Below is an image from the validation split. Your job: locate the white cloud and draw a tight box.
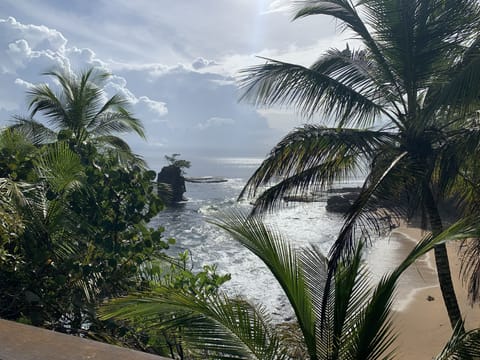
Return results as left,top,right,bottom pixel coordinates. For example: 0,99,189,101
192,57,218,70
14,77,34,89
0,16,67,52
264,0,293,14
0,16,278,168
0,0,357,171
197,117,235,130
138,96,168,117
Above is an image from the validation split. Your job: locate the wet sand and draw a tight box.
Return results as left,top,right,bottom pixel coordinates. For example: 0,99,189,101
388,224,480,359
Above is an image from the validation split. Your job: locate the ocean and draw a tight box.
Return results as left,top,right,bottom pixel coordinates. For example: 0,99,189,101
150,156,437,321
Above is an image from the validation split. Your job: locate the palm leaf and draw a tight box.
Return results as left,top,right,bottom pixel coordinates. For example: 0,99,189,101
35,142,85,194
309,47,400,125
240,58,383,126
239,125,395,208
435,321,480,360
249,157,357,214
10,117,57,145
214,211,319,359
101,289,286,360
89,111,145,139
27,83,70,128
293,0,407,113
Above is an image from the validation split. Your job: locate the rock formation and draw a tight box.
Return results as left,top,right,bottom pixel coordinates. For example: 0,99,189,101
157,165,186,204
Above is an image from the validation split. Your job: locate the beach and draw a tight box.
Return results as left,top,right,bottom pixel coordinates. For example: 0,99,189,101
391,224,480,359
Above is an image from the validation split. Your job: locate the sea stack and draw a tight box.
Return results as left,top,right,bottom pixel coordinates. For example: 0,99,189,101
157,165,186,204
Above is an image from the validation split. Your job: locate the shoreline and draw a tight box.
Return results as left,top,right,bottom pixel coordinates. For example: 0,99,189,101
388,223,480,359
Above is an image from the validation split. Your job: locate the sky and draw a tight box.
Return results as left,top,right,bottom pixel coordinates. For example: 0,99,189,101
0,0,348,172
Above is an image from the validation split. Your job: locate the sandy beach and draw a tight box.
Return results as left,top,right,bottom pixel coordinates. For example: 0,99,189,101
388,224,480,359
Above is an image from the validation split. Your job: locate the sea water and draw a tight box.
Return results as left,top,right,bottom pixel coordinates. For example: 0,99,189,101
150,156,436,320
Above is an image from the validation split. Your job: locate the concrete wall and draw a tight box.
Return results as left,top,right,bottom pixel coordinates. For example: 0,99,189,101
0,319,170,360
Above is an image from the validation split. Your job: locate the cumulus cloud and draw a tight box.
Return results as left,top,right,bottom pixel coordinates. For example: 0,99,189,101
138,96,168,117
14,78,35,89
0,16,279,170
1,16,66,52
197,117,235,130
192,57,218,70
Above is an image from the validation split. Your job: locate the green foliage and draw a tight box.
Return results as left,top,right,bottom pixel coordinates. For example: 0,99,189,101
10,67,145,166
101,213,480,359
239,0,480,328
0,68,226,351
161,250,231,298
0,128,38,182
165,153,191,172
99,250,231,357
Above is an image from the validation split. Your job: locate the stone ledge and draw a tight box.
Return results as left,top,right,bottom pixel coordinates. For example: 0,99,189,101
0,319,169,360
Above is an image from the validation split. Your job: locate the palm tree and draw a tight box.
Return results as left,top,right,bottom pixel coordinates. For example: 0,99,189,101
11,67,145,158
0,139,91,326
238,0,480,329
101,213,480,359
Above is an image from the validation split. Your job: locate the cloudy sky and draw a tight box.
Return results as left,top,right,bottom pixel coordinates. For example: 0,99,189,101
0,0,348,172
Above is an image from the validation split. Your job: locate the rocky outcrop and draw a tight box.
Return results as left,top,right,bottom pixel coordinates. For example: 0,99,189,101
157,165,186,204
325,187,361,213
185,176,228,183
326,194,357,213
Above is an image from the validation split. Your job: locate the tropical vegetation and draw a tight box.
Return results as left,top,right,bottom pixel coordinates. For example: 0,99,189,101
238,0,480,329
12,68,145,166
101,212,480,359
0,67,229,351
3,0,480,357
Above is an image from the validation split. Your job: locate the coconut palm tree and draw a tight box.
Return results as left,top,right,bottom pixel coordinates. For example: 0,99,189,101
101,213,480,359
238,0,480,329
11,67,145,160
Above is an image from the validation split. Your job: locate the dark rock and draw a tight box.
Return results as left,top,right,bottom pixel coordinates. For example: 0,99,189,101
427,295,435,301
283,195,321,203
157,165,186,204
326,193,358,213
185,176,228,183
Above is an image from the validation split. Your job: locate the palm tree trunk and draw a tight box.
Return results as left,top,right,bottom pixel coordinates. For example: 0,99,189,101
425,188,463,329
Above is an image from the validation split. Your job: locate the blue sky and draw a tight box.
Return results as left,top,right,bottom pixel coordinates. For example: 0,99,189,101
0,0,346,171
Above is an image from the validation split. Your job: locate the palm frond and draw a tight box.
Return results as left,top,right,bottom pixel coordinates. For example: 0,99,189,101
101,289,286,360
459,238,480,304
27,83,69,128
239,125,395,206
88,93,130,128
293,0,406,113
213,211,319,359
35,142,85,194
89,111,145,139
428,40,480,118
249,156,357,214
309,47,400,125
0,177,32,208
10,117,57,145
94,135,132,152
341,218,478,360
435,321,480,360
240,58,383,126
329,151,407,265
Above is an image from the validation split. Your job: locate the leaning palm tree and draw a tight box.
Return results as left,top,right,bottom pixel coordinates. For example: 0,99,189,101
238,0,480,328
101,213,480,359
11,67,145,161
